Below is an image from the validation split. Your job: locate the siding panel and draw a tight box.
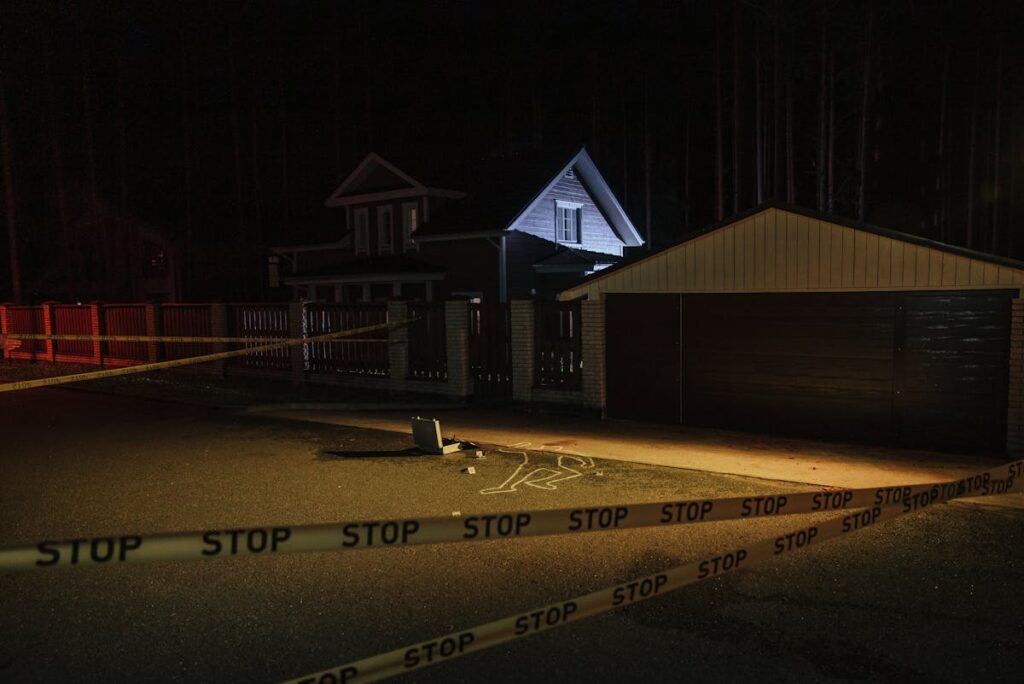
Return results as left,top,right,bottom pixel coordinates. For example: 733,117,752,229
878,237,891,287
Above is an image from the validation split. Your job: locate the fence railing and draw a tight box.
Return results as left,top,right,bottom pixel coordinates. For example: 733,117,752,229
4,305,46,359
406,303,447,381
229,304,291,371
534,300,583,390
1,299,594,404
303,303,389,376
469,302,512,400
102,304,149,366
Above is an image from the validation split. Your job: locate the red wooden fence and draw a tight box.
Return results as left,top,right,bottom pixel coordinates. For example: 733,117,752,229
4,306,47,359
51,305,94,363
102,304,149,366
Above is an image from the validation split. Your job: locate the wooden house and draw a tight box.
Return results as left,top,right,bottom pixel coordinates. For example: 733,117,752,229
272,146,642,302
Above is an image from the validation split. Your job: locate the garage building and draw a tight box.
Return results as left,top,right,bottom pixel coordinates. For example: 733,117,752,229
559,204,1024,455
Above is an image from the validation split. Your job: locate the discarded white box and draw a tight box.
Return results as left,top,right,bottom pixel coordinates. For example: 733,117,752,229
411,416,461,455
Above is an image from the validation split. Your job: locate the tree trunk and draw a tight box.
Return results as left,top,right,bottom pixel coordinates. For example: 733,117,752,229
114,52,135,295
1008,98,1017,258
643,72,652,247
42,35,75,299
772,0,782,200
785,53,795,204
0,66,21,303
754,26,763,204
732,0,742,214
250,87,264,248
966,50,979,249
936,45,949,242
278,58,290,228
81,39,109,297
827,47,835,215
857,0,876,222
683,109,691,231
992,43,1003,254
180,27,193,300
227,27,245,242
331,3,342,179
714,4,724,221
621,64,628,212
817,8,827,212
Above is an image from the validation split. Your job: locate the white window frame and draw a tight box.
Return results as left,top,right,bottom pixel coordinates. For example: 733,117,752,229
402,201,419,251
353,208,370,255
555,200,582,244
377,205,394,254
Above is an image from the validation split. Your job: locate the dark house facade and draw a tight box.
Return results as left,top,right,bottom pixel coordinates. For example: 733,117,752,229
273,147,642,302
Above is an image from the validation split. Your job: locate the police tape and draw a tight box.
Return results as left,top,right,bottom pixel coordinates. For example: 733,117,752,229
281,460,1024,684
0,320,404,394
1,458,1020,573
0,332,390,344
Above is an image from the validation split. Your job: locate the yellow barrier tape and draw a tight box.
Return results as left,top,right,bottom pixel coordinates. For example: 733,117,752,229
0,320,403,394
2,459,1019,573
1,333,390,344
282,460,1023,684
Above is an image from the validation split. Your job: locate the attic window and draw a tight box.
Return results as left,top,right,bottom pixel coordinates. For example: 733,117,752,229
555,200,582,244
564,167,575,180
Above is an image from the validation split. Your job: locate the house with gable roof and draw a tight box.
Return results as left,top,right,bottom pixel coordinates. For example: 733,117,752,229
272,146,642,302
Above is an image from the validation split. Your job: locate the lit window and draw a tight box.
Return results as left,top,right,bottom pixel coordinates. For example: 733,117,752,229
556,202,581,244
354,209,369,254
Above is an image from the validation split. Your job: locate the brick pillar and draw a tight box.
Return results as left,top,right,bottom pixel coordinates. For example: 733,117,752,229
89,302,103,366
581,298,606,414
510,299,535,403
0,303,8,361
41,301,56,362
288,302,304,385
387,300,409,389
143,303,161,363
1007,298,1024,454
445,299,470,398
210,303,228,377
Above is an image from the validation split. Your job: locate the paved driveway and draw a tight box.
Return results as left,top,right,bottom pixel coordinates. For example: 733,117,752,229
2,389,1022,682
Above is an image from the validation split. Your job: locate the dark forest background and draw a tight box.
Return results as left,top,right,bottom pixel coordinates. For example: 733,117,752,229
1,0,1023,301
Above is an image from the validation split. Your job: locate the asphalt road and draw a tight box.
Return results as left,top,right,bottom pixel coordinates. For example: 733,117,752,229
1,388,1022,682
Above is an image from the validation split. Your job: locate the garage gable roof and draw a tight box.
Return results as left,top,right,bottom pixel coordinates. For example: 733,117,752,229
559,203,1024,301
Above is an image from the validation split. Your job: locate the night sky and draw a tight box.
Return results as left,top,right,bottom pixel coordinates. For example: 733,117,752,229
1,0,1023,300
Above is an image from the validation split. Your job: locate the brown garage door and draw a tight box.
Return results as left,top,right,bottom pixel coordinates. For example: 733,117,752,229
682,292,898,444
606,294,680,423
605,290,1012,453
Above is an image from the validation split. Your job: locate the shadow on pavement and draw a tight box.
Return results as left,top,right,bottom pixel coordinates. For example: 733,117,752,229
316,448,430,460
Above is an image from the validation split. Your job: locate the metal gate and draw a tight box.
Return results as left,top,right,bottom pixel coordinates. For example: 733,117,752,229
468,302,512,402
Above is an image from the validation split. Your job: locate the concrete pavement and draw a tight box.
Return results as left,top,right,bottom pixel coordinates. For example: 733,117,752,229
251,404,1024,507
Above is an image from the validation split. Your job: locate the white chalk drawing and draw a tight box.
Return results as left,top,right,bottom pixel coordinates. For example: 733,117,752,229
479,443,595,495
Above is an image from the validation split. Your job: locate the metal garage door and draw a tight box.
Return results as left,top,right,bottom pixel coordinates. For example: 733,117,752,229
605,290,1012,453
